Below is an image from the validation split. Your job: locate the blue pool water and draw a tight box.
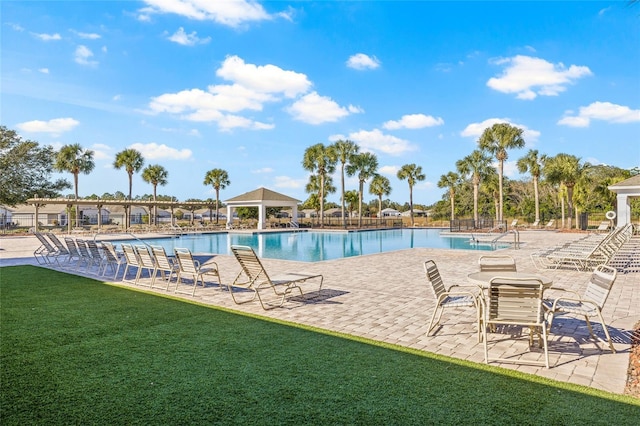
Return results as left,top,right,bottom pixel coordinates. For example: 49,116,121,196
116,229,506,262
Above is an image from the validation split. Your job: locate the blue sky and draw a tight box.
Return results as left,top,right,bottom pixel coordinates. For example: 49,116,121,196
2,1,639,206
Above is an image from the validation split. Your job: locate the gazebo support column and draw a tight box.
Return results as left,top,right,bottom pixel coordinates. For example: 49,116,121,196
258,205,266,230
616,194,631,227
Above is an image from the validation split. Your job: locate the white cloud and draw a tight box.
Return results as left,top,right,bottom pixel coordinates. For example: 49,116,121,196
7,23,25,31
383,113,444,130
16,117,79,135
217,55,311,98
502,161,519,178
346,53,381,70
461,118,540,143
113,94,122,101
216,114,274,131
167,27,211,46
187,129,201,137
487,55,592,100
129,142,192,160
74,45,98,66
345,129,418,156
287,92,353,124
139,0,273,28
379,165,399,175
91,143,111,160
38,68,49,74
32,32,61,41
252,167,274,174
71,30,101,39
273,175,305,189
558,101,640,127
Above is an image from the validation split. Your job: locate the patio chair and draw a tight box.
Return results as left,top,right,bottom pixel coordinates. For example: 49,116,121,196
150,245,179,290
478,255,517,273
75,240,99,273
544,219,555,229
100,241,125,280
510,219,518,229
33,232,60,266
46,233,70,265
86,240,106,275
135,244,157,287
482,277,549,368
595,221,610,233
544,264,617,352
121,243,143,284
229,245,324,310
174,248,221,296
529,220,540,229
423,260,481,341
64,237,84,269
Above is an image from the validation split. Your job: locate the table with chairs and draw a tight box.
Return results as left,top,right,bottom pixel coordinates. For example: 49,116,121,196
424,253,619,369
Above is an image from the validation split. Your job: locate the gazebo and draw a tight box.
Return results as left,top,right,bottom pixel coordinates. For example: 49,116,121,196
608,174,640,226
225,187,300,230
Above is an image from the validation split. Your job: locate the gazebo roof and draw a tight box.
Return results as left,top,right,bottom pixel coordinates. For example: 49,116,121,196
608,174,640,191
225,187,300,204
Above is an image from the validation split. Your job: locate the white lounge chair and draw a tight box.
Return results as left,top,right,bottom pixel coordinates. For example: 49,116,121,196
229,245,323,310
174,248,221,296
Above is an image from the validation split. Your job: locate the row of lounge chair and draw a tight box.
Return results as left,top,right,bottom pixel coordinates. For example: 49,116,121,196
424,255,618,369
530,224,633,271
32,232,323,310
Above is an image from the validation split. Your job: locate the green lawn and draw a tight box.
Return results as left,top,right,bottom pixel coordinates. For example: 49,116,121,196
1,266,638,425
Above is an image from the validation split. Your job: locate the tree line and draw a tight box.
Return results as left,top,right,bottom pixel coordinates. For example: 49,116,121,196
1,124,637,229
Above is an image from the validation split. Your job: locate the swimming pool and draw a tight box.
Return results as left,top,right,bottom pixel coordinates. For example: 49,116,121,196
116,229,506,262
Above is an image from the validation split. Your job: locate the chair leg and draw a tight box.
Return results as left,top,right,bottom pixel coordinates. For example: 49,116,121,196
594,312,616,353
427,305,443,336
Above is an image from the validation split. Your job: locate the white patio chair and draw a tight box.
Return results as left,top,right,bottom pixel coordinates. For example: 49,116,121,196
174,248,221,296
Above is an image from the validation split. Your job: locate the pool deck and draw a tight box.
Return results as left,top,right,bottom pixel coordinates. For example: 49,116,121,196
1,230,638,395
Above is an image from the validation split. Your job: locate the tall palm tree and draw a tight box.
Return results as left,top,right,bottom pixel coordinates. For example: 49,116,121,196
346,152,378,227
113,148,145,200
54,144,95,228
396,163,425,226
516,149,543,224
369,174,391,219
456,149,493,225
142,164,168,226
302,143,336,228
330,139,359,227
543,153,584,229
478,123,525,221
306,174,336,217
437,171,461,221
113,148,144,228
203,168,230,224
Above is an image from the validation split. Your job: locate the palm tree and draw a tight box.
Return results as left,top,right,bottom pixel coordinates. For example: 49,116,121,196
516,149,543,224
438,172,461,221
478,123,525,221
113,148,144,200
302,143,337,228
344,190,359,221
203,169,230,224
306,174,336,219
142,164,168,226
396,163,425,227
369,174,391,219
456,150,493,225
346,152,378,227
543,153,584,229
330,139,359,227
53,144,95,228
113,148,144,228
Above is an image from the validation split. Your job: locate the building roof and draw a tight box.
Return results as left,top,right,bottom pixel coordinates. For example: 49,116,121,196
608,174,640,190
225,187,300,203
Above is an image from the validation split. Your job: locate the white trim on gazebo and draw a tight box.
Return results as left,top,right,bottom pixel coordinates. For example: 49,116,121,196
224,187,300,230
608,175,640,226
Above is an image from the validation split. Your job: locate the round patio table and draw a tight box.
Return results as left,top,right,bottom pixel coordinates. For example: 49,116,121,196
467,271,553,289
